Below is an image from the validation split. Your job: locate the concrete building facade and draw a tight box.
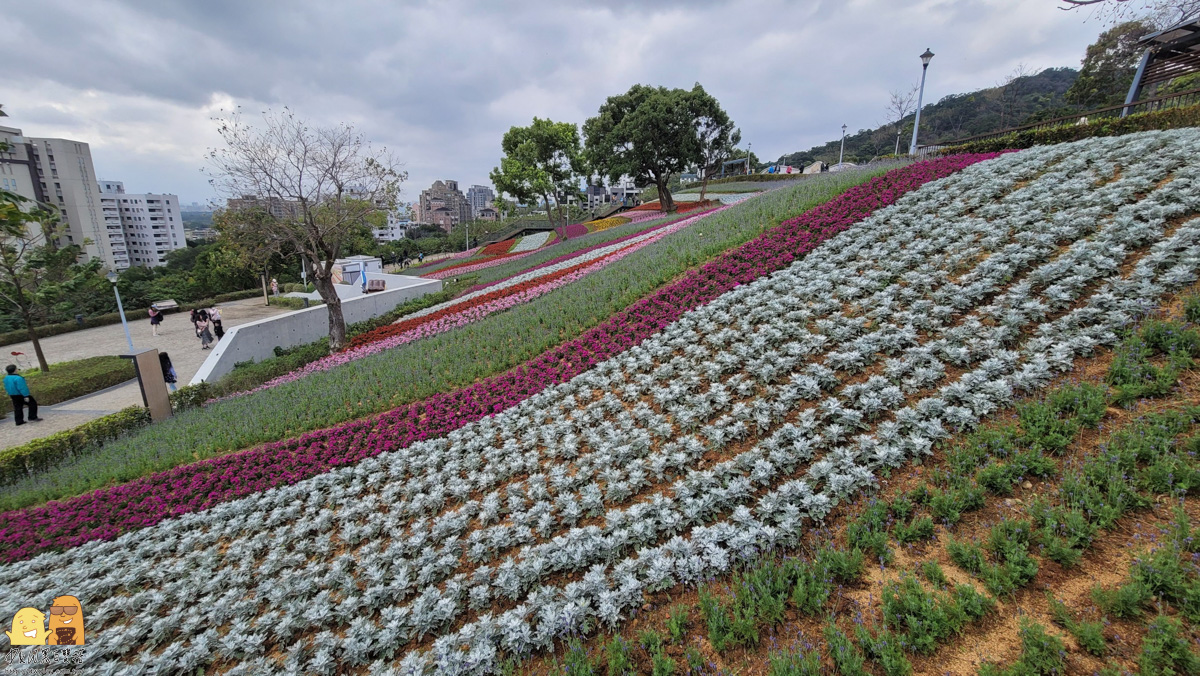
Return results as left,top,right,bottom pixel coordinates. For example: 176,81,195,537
466,184,494,219
0,124,108,261
99,181,186,269
415,180,471,232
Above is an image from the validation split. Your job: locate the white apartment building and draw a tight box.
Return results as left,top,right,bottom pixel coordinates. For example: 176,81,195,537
0,124,107,259
98,181,186,269
373,211,412,242
0,125,186,270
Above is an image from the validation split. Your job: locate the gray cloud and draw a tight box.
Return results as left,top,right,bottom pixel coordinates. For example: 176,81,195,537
0,0,1134,203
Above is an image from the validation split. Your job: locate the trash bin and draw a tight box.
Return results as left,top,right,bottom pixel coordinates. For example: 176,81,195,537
75,314,84,326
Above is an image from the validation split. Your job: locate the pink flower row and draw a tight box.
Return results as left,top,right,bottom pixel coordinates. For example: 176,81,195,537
0,154,1001,562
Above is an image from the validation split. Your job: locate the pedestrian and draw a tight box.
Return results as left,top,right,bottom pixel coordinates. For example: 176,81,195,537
270,278,279,297
196,315,214,350
208,306,224,341
189,308,201,334
418,252,424,264
158,352,178,392
148,304,163,337
4,364,41,426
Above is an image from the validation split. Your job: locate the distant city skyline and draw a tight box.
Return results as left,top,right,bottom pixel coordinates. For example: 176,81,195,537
1,0,1147,204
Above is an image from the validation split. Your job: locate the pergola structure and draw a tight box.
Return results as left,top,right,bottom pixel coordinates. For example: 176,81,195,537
1125,17,1200,115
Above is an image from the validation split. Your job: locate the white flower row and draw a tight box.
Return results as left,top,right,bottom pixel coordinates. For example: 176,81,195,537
509,232,552,253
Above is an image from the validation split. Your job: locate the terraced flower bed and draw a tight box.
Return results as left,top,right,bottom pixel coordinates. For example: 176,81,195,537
0,166,896,518
5,132,1198,674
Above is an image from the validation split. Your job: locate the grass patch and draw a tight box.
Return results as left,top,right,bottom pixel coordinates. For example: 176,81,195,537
1,356,133,416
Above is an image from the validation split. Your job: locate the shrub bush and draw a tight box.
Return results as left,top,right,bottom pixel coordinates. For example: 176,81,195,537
0,406,150,486
940,103,1200,155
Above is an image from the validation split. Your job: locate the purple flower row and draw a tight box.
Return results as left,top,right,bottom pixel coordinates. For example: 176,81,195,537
0,154,1001,562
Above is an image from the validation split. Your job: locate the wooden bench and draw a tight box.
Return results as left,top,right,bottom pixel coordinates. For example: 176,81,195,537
365,279,386,293
152,299,179,311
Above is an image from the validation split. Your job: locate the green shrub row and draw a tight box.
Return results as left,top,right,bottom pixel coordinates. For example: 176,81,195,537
1,356,135,416
939,103,1200,155
0,289,262,347
0,406,151,486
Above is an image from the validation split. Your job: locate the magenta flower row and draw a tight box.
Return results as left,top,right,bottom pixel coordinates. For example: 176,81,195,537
0,154,1000,562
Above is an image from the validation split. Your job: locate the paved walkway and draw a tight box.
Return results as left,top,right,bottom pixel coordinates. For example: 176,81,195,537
2,297,290,449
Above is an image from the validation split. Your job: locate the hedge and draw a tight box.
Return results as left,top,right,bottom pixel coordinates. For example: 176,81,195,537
0,378,218,486
1,356,135,416
938,103,1200,155
0,406,150,486
0,289,262,347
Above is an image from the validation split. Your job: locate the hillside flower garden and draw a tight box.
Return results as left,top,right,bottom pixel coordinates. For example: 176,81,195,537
3,130,1199,674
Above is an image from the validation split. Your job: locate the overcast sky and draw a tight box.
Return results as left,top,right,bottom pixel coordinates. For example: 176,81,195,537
0,0,1142,205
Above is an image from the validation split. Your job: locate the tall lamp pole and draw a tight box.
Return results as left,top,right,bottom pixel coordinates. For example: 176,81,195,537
909,48,935,156
839,124,848,166
106,270,135,353
746,142,752,174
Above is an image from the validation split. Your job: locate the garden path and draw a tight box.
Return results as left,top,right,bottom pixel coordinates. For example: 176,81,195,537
1,297,290,449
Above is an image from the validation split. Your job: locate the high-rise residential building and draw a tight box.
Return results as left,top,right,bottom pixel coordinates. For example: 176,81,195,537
466,184,494,219
416,180,471,232
0,124,108,261
98,181,187,269
373,211,413,242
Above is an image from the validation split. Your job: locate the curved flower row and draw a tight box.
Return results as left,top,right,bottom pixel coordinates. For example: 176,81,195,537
0,154,998,562
237,204,742,395
584,216,631,233
481,240,516,256
510,231,552,253
629,200,711,212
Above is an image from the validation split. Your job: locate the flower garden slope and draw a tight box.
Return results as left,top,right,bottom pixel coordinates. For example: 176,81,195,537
0,161,965,550
3,132,1197,674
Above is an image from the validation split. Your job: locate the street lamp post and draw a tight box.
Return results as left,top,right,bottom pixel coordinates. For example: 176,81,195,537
909,48,935,156
106,270,135,353
839,124,848,166
746,142,752,175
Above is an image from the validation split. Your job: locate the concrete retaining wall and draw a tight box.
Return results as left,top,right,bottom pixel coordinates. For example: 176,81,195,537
190,277,442,385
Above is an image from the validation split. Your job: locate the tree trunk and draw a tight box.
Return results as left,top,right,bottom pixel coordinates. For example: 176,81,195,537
261,272,270,307
22,310,49,372
313,274,347,352
545,191,564,241
657,176,676,213
699,171,711,202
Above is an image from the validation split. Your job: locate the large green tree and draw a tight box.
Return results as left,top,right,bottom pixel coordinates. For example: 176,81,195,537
584,83,733,213
0,193,101,372
1065,20,1154,107
489,118,582,240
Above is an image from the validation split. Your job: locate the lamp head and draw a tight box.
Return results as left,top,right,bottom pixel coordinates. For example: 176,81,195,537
842,124,848,133
920,48,934,66
105,270,118,284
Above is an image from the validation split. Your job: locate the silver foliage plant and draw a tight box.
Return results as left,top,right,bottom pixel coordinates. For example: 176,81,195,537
2,130,1200,675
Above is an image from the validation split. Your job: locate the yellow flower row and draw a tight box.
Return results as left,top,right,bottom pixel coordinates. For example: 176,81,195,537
586,216,631,233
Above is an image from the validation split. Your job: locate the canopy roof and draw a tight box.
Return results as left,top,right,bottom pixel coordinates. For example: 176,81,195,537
1136,17,1200,87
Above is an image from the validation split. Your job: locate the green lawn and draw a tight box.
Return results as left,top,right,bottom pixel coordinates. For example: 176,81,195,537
2,356,134,416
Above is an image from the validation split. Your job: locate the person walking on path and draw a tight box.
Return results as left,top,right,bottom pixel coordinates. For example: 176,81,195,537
196,315,214,350
158,352,178,392
148,305,164,337
208,306,224,341
189,308,202,335
4,364,41,426
270,278,279,297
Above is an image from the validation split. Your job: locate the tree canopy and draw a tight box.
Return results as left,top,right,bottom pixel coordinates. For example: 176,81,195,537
1065,20,1153,107
489,118,582,239
584,83,734,213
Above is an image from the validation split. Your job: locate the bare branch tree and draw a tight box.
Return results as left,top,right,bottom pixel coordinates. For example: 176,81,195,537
1060,0,1200,27
995,63,1037,128
885,85,919,155
207,108,406,351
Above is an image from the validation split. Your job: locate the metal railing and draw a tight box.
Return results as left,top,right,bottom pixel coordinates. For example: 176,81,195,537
917,86,1200,152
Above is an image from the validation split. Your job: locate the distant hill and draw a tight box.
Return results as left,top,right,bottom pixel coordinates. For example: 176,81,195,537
775,67,1079,166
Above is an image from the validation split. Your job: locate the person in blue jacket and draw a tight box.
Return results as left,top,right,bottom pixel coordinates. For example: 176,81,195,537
5,364,41,426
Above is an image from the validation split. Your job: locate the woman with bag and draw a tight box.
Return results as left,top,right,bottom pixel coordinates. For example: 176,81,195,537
196,315,214,350
208,306,224,341
148,305,164,337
